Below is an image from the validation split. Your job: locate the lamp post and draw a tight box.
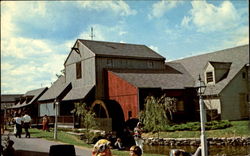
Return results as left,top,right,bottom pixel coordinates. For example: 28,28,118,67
54,99,59,140
4,105,7,130
195,75,208,156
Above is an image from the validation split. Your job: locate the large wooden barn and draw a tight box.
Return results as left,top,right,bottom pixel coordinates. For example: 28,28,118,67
36,39,197,131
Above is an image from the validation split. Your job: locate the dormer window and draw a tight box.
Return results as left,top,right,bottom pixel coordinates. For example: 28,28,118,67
206,72,213,83
76,61,82,79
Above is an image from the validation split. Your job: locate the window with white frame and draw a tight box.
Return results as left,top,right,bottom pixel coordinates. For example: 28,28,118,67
206,72,213,83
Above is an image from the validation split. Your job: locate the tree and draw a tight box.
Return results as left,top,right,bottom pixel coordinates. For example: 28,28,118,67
158,94,177,121
71,102,97,143
139,94,177,138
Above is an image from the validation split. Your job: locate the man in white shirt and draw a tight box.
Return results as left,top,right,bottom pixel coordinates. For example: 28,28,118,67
22,112,31,138
14,114,22,138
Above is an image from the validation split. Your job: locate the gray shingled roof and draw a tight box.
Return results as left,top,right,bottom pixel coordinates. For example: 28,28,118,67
78,39,165,60
1,94,23,102
62,85,94,101
171,45,249,95
38,76,71,101
12,87,47,108
109,64,194,89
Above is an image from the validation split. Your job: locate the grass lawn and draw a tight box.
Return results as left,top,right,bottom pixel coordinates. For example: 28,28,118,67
13,120,248,156
143,120,250,138
28,128,164,156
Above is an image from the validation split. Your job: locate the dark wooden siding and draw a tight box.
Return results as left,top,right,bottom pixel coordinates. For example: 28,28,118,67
107,71,138,121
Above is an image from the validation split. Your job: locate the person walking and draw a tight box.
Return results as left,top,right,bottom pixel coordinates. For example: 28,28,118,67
133,122,144,154
13,113,22,138
22,112,31,138
42,114,49,131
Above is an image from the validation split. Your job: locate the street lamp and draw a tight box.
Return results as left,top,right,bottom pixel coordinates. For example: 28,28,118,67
195,74,208,156
54,99,59,140
4,105,7,130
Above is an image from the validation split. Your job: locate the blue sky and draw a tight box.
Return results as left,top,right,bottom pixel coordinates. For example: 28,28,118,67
1,0,249,94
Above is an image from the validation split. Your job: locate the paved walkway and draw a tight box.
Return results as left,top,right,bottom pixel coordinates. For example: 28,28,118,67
1,132,92,156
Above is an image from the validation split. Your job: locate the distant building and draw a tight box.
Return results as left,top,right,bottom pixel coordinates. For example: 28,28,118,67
11,87,48,124
172,45,249,120
1,94,23,109
1,94,23,126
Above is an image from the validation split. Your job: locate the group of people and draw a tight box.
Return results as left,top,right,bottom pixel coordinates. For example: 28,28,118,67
12,112,31,138
92,139,142,156
92,121,144,156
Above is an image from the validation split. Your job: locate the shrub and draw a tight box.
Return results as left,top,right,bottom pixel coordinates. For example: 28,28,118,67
163,120,231,132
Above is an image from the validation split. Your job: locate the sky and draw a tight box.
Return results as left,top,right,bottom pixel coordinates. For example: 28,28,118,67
1,0,249,94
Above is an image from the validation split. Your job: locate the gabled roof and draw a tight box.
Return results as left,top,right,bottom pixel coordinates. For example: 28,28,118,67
62,85,94,101
171,44,249,95
38,76,72,101
1,94,23,102
12,87,48,108
209,61,232,69
109,64,194,90
78,39,165,60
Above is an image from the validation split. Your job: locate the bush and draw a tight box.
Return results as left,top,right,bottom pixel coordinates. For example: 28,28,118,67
163,120,231,132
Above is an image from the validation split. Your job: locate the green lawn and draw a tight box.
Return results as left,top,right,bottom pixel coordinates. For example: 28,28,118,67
143,120,250,138
27,128,163,156
11,120,248,156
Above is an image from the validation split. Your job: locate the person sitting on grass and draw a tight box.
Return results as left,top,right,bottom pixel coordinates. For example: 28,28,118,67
3,140,15,156
114,138,125,150
129,145,142,156
92,139,112,156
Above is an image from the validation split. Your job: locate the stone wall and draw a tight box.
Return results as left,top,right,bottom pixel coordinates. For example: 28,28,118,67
144,137,250,146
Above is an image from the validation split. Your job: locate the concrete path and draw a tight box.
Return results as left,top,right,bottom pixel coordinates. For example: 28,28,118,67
1,132,92,156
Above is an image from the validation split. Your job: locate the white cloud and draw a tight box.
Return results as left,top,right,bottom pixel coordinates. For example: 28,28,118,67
1,1,72,94
1,50,68,93
181,16,191,28
182,1,241,32
77,1,136,16
78,24,128,42
119,31,127,36
149,1,183,19
1,37,53,59
223,25,249,47
149,45,159,52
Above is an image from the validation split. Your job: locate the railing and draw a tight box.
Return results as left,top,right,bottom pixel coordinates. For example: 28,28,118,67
32,116,74,126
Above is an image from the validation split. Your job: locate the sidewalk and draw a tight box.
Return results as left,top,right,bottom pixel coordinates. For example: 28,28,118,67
1,131,92,156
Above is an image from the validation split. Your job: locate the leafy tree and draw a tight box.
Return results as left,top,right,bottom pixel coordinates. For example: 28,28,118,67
71,102,97,143
139,94,177,138
158,94,177,121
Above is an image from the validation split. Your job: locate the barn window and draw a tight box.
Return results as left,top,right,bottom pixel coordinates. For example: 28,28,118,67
242,72,246,79
206,72,213,83
76,61,82,79
176,100,184,111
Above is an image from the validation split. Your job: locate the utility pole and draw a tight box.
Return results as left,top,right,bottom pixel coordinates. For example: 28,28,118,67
54,99,59,140
90,27,95,40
